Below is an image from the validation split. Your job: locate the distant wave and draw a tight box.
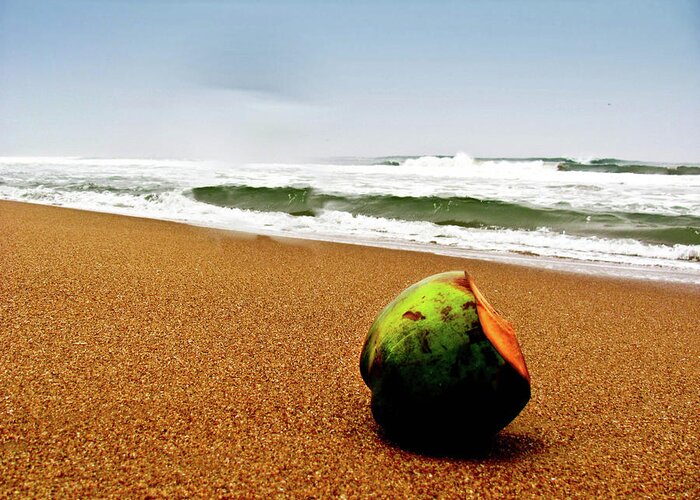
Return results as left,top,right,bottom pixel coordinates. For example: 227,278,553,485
190,185,700,247
365,154,700,176
557,159,700,175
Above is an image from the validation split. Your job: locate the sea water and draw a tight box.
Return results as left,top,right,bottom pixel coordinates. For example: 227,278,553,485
1,154,698,283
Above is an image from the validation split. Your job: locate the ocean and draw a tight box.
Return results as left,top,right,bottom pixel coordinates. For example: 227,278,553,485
1,154,698,283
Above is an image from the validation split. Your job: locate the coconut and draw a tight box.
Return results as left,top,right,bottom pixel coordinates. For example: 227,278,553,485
359,271,530,446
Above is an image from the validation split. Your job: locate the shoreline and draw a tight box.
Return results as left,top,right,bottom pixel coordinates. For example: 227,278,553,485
242,230,700,286
2,200,699,496
3,199,698,286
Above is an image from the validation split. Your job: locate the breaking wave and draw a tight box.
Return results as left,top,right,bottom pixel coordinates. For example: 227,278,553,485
190,185,700,246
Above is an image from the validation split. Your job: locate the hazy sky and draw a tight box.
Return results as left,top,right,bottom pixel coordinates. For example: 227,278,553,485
1,0,699,162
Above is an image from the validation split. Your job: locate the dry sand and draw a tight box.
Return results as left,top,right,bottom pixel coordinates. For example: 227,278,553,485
1,200,699,497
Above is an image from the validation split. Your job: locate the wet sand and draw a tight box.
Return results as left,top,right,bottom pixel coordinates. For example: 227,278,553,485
1,200,698,497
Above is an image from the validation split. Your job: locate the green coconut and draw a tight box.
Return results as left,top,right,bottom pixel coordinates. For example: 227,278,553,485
359,271,530,445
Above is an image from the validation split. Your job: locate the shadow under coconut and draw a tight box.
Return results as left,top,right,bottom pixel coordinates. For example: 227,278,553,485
377,427,545,461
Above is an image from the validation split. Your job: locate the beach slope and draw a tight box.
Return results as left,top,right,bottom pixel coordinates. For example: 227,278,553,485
1,201,698,496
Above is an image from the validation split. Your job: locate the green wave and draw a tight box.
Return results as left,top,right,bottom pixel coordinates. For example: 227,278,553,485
191,185,318,216
189,185,700,246
557,160,700,175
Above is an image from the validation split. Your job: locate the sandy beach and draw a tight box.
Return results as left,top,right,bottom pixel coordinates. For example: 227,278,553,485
1,200,698,497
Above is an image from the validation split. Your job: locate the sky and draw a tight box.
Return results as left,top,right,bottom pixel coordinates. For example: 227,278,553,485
1,0,699,162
